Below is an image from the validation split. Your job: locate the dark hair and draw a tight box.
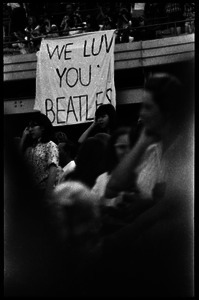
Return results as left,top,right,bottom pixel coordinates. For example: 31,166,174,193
63,140,77,158
58,140,77,168
29,113,54,143
94,133,111,146
144,73,184,125
67,137,108,188
129,121,144,147
105,127,131,173
95,104,117,133
54,131,68,144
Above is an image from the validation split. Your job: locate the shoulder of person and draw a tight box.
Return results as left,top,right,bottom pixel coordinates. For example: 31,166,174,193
95,172,109,184
142,142,161,162
48,140,58,146
146,142,161,153
46,141,59,151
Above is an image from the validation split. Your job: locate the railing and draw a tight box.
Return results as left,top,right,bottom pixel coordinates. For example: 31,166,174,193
3,18,195,56
116,18,194,42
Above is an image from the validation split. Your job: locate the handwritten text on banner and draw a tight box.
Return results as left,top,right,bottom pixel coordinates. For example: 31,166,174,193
34,30,116,126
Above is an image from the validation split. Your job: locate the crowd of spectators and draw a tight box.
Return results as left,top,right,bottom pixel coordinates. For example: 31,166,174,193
5,70,194,296
3,2,195,55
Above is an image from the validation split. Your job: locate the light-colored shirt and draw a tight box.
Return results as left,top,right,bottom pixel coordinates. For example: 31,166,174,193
92,172,110,199
134,3,146,10
135,135,187,200
136,143,165,199
24,141,59,190
63,160,76,174
92,172,122,207
58,160,76,184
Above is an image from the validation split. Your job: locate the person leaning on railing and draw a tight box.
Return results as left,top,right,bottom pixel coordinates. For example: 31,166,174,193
60,3,83,36
3,2,195,54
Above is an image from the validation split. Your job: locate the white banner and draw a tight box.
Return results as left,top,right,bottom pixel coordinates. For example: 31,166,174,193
34,30,116,126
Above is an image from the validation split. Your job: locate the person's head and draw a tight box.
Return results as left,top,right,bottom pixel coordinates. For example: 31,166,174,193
58,139,77,168
27,15,37,27
65,3,74,16
95,104,117,133
44,17,51,33
140,73,184,137
28,113,54,143
94,133,111,146
106,127,131,173
51,24,58,34
73,136,108,188
54,131,68,144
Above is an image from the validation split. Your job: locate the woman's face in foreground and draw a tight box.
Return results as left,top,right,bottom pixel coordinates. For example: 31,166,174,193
140,91,166,135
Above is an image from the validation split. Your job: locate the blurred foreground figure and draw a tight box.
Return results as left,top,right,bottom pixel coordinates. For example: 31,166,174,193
4,129,58,296
106,73,194,202
4,130,101,297
98,72,194,296
51,181,101,248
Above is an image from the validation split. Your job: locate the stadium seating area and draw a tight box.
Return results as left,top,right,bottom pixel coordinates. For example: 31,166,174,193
3,2,195,55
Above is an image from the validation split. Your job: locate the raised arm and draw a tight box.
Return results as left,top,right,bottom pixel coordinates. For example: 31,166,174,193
19,126,30,153
78,121,97,144
105,129,156,198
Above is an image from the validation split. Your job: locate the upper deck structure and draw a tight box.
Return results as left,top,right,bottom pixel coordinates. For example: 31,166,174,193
4,32,194,114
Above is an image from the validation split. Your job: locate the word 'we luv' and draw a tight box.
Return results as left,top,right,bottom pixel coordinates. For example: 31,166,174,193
46,33,114,60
